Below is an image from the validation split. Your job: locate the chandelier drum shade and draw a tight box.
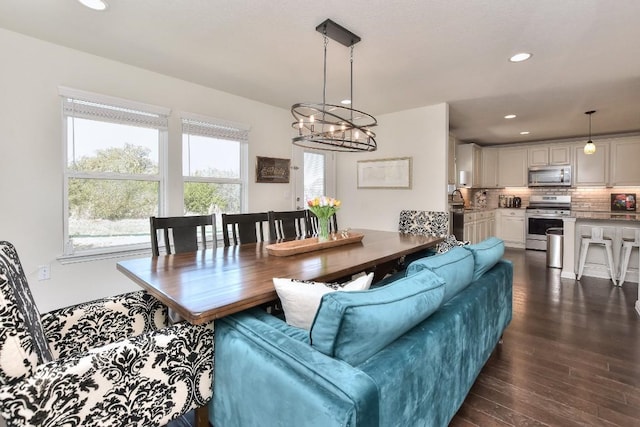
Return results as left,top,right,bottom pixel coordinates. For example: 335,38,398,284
583,110,596,155
291,19,377,152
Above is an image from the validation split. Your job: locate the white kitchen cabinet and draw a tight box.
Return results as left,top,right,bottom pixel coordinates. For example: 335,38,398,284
457,143,481,188
498,147,527,187
549,145,572,165
481,147,499,188
448,134,457,185
496,209,525,248
528,146,549,167
463,219,475,243
573,142,609,186
529,145,571,167
463,210,495,244
475,210,495,242
609,138,640,186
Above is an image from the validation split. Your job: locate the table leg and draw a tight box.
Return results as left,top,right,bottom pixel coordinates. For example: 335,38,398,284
372,259,400,283
195,405,210,427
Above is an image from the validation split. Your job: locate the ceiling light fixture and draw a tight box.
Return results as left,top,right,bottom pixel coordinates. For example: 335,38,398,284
504,114,516,119
291,19,377,152
520,131,530,135
509,53,532,63
77,0,108,11
584,110,597,155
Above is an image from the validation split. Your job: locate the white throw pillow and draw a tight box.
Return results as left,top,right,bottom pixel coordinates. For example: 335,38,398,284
273,273,374,330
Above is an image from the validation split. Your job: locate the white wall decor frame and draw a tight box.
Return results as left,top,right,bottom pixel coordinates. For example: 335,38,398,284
357,157,412,189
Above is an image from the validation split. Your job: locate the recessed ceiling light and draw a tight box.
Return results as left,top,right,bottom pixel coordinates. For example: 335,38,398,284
340,99,351,105
504,114,517,119
77,0,108,11
509,53,532,63
520,131,530,135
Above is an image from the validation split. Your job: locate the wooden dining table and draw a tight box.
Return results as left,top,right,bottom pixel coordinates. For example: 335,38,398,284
117,229,443,325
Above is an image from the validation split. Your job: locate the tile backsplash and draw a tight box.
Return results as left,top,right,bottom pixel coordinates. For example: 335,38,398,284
463,187,640,212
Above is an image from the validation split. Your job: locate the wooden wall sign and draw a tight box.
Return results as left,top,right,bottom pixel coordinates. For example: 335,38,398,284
256,156,290,183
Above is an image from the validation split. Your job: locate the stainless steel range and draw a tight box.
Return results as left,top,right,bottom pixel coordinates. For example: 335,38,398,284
525,195,572,251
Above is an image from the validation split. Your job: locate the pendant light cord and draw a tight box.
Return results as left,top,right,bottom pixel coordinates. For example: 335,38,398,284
322,34,328,119
350,45,354,123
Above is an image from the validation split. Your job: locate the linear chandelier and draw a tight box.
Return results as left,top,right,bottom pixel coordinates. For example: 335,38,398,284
583,110,596,155
291,19,377,152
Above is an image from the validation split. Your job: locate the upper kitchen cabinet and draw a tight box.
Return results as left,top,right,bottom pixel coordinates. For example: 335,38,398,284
498,147,527,187
528,145,571,167
573,142,609,186
456,143,481,188
609,137,640,186
448,134,457,185
481,147,499,188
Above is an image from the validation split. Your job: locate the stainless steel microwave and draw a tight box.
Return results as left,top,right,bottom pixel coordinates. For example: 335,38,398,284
528,165,572,187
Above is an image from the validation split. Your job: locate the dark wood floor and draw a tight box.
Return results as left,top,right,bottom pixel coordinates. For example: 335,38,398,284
451,248,640,427
170,248,640,427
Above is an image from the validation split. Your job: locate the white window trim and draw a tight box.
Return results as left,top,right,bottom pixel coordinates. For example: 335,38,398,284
181,112,250,213
60,87,169,261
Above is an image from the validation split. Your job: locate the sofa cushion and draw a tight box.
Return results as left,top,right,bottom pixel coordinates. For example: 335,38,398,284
464,237,505,281
0,242,53,365
406,246,474,303
273,273,373,330
310,269,445,366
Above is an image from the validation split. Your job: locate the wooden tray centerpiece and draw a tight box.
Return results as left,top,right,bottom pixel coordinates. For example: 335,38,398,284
266,231,364,257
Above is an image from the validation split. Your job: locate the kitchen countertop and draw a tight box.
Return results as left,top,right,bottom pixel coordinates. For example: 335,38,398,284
571,210,640,221
450,206,529,213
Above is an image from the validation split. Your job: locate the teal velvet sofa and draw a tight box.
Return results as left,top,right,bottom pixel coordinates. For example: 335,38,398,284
211,237,512,427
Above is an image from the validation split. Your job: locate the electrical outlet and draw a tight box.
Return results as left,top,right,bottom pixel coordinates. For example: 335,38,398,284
37,264,50,281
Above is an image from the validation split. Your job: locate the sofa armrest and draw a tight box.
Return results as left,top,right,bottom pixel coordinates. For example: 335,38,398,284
41,290,169,359
0,321,213,427
212,310,379,427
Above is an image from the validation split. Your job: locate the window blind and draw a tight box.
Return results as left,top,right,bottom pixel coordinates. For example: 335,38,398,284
62,97,168,129
182,118,249,142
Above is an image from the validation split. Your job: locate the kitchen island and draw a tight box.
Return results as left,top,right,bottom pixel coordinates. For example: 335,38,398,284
562,212,640,316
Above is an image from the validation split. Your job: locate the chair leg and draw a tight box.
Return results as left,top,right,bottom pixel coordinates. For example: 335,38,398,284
195,405,210,427
577,240,589,280
604,241,618,286
618,244,632,286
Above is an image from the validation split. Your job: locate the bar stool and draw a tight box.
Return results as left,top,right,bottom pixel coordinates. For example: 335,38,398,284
618,228,640,286
577,226,617,286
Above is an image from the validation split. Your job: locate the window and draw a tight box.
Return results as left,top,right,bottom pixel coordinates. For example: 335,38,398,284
61,88,169,257
303,151,326,201
182,116,248,231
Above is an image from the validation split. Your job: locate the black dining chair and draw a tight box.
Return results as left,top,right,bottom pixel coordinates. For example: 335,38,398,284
221,212,269,246
268,210,309,241
150,214,216,255
306,210,339,236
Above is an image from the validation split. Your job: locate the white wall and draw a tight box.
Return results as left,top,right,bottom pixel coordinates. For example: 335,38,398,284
0,28,293,312
0,28,450,312
336,103,449,231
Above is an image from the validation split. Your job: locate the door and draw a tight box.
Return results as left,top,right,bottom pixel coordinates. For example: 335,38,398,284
292,146,336,210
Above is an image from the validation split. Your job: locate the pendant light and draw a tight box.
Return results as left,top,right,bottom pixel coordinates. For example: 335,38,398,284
291,19,377,152
583,110,596,155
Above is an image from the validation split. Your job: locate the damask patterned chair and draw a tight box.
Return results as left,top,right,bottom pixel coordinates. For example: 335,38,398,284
397,210,468,270
398,210,449,237
0,241,214,427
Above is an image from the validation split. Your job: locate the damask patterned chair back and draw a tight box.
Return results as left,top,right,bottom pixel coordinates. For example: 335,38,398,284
0,241,53,386
398,210,449,237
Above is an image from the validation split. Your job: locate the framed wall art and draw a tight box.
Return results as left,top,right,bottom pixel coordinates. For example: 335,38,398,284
357,157,412,189
256,156,290,183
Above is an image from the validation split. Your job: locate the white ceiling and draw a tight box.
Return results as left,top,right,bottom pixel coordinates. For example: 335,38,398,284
1,0,639,145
